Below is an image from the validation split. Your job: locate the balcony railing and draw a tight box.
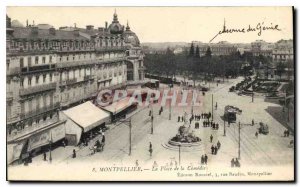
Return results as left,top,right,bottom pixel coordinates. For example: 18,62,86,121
19,82,56,96
21,64,56,74
20,102,60,120
95,46,127,52
57,60,95,68
59,78,77,87
6,91,13,100
7,67,21,75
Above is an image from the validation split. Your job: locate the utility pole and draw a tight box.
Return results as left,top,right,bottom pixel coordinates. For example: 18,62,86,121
212,94,214,121
49,133,52,163
178,144,181,166
151,115,154,134
129,118,132,156
223,117,226,136
169,85,171,120
238,121,241,159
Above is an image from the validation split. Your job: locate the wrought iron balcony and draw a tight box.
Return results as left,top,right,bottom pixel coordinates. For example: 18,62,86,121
19,82,57,96
7,67,21,76
20,102,60,120
56,60,95,68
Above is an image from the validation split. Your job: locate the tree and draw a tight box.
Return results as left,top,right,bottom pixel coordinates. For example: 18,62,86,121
195,45,200,58
189,43,195,57
276,62,286,80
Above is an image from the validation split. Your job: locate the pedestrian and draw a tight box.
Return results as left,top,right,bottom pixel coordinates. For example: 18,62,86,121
102,135,106,143
216,123,219,130
149,147,153,157
135,160,139,167
62,139,66,148
178,116,180,122
160,106,163,113
252,119,254,126
255,131,258,138
72,149,76,158
204,154,208,164
149,142,152,150
210,134,213,143
211,145,214,155
217,141,221,149
284,130,287,137
235,158,240,167
149,110,152,116
214,146,218,155
231,158,235,167
201,155,205,164
181,116,184,122
153,161,158,168
43,152,47,161
215,102,218,110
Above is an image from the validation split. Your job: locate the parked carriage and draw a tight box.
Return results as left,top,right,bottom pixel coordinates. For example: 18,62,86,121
258,122,269,135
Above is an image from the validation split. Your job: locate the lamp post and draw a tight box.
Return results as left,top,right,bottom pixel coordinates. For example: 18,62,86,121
169,84,172,120
120,117,132,156
49,133,53,163
238,121,241,159
223,117,226,136
211,94,214,121
178,144,181,166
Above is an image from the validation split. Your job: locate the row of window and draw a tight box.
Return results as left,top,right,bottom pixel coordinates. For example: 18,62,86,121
19,55,53,67
20,73,53,87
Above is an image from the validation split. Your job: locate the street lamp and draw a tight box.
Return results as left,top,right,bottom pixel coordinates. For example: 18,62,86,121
169,84,172,120
178,144,181,166
211,94,214,121
223,117,226,136
120,117,132,156
49,133,53,163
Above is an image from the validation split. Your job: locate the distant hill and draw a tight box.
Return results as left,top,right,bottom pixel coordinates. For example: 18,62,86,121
11,20,24,27
141,42,189,50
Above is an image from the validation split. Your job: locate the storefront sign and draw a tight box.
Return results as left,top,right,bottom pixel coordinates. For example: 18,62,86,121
51,124,65,142
27,131,50,151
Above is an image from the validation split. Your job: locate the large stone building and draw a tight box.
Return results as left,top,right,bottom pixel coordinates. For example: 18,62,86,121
191,41,238,56
250,40,274,57
6,12,144,145
272,39,293,63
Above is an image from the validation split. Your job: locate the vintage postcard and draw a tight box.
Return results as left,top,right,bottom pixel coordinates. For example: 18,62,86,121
6,6,295,181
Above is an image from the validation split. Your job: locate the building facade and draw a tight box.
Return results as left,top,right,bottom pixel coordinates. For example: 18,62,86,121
272,39,294,63
6,12,145,144
191,41,238,56
250,40,274,57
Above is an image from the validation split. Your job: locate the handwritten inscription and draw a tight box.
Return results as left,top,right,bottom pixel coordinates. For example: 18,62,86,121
210,19,281,42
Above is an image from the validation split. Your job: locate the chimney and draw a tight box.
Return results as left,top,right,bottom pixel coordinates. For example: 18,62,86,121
105,22,108,29
73,29,80,36
26,20,28,27
98,27,104,32
49,27,56,35
86,25,94,30
31,26,38,35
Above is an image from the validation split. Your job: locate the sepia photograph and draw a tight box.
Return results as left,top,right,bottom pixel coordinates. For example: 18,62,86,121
5,6,295,181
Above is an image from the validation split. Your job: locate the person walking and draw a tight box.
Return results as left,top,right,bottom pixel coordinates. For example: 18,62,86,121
255,131,258,138
72,149,76,158
211,145,215,155
252,119,255,126
214,146,218,155
43,152,47,161
217,141,221,149
231,158,235,167
201,155,205,164
235,158,240,167
204,154,208,164
210,134,213,143
215,102,218,110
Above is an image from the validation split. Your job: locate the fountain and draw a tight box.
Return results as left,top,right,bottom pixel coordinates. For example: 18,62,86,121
168,124,201,147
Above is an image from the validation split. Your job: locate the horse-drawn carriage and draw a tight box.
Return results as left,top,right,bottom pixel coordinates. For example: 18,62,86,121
90,140,105,155
258,122,269,135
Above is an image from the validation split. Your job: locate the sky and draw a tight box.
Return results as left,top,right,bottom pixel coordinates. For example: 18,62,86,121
6,7,293,43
